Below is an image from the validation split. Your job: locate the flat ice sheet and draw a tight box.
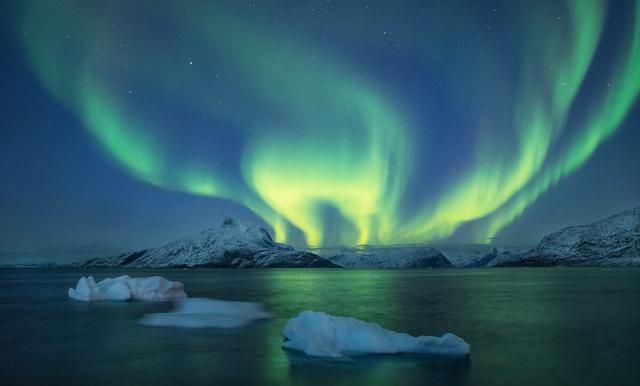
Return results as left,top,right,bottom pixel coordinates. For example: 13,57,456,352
140,297,271,328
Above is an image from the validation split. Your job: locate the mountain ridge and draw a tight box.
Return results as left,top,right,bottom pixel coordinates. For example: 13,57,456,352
76,217,339,268
496,207,640,266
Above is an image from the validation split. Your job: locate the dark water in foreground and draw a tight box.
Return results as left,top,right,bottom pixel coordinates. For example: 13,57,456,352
1,268,639,386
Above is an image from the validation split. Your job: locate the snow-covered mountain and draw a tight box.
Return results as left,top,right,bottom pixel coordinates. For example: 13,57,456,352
78,218,339,268
496,207,640,266
324,246,453,268
437,246,529,268
73,207,640,269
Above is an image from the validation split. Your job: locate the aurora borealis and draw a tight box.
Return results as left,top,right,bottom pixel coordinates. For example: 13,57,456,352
1,0,640,259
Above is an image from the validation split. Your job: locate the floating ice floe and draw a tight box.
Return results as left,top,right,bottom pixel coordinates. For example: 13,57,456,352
68,275,187,302
282,311,470,358
140,298,272,328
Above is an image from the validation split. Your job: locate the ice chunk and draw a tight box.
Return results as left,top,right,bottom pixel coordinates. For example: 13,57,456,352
282,311,470,358
140,298,271,328
68,275,187,302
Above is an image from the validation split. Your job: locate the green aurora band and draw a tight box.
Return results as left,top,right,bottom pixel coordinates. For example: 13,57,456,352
21,0,640,247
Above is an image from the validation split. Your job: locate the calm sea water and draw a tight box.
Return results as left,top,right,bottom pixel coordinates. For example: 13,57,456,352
1,268,639,386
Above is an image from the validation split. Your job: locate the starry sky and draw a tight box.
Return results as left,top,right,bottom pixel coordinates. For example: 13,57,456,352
1,0,639,263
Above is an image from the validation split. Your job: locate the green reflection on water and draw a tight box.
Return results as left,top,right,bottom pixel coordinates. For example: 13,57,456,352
260,269,402,385
3,268,639,386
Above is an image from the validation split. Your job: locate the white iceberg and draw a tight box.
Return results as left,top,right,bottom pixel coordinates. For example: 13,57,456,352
68,275,187,302
140,297,271,328
282,311,470,358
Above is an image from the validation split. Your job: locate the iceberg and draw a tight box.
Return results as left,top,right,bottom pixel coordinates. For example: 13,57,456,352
140,298,271,328
282,311,470,358
67,275,187,302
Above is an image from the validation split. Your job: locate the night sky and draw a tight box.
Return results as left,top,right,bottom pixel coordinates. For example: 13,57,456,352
1,0,639,263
